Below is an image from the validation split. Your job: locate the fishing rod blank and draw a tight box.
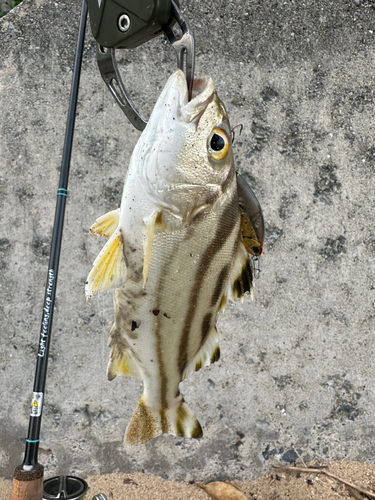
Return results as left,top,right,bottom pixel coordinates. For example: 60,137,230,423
9,2,88,499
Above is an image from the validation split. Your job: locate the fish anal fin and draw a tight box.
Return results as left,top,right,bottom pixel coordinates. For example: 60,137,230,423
85,229,126,298
124,394,202,446
90,208,120,238
182,327,220,381
142,210,162,287
226,241,254,302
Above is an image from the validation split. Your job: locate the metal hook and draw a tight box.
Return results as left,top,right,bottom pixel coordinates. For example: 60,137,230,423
96,0,195,131
163,0,195,101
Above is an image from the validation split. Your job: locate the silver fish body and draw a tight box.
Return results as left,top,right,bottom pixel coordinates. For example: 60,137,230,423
86,70,253,445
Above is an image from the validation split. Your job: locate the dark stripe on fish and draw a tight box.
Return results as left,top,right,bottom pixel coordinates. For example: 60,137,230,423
154,238,181,411
159,409,169,434
237,257,254,297
211,264,230,307
201,312,213,346
241,264,250,293
178,193,239,375
154,311,168,409
211,344,220,364
246,259,254,286
235,277,243,298
176,417,185,437
191,419,203,439
176,402,187,436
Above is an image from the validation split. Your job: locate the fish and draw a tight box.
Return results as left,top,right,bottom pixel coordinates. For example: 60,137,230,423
86,69,256,445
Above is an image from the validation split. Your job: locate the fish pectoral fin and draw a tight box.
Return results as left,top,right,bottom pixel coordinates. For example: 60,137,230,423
221,241,254,308
124,394,203,446
182,327,220,381
107,334,141,380
142,210,162,287
85,229,126,298
90,208,120,238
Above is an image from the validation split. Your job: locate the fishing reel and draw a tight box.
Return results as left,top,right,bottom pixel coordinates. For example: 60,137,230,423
85,0,194,130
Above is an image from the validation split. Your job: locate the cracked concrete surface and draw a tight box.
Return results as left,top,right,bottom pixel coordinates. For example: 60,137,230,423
1,0,375,483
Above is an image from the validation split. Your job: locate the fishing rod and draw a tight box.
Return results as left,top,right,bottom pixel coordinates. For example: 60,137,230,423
9,2,88,499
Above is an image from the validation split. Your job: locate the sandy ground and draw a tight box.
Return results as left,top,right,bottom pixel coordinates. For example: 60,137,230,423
2,460,375,499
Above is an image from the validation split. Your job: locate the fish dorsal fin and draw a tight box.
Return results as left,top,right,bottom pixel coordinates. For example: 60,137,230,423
143,210,162,287
220,241,254,311
90,208,120,238
182,327,220,381
85,228,127,298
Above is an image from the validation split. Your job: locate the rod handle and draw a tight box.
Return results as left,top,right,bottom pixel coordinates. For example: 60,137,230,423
9,465,44,500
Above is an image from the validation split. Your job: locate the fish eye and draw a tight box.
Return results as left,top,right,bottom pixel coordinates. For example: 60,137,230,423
208,128,230,161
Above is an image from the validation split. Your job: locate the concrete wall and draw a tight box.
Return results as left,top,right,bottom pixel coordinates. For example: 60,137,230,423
1,0,375,482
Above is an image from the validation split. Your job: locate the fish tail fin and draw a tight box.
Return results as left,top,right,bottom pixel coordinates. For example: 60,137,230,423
124,394,203,446
165,396,203,441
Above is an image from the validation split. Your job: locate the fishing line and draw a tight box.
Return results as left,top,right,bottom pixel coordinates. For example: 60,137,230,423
97,77,110,469
231,124,243,144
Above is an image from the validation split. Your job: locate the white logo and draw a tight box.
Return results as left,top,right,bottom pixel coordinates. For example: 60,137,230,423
30,392,44,417
97,0,102,6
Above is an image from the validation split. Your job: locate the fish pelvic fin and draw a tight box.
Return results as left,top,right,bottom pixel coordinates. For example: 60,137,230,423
124,394,203,446
142,210,162,287
107,329,142,380
85,228,126,298
90,208,120,238
220,241,254,310
182,327,220,381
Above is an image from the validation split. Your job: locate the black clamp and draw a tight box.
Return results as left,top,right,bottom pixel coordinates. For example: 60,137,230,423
86,0,195,130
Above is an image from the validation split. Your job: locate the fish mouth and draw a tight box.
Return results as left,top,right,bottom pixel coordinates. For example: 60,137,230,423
145,70,215,132
184,76,215,122
163,69,215,124
191,77,210,99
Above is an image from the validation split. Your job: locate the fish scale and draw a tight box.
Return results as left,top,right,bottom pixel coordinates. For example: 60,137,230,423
137,184,240,400
86,69,254,445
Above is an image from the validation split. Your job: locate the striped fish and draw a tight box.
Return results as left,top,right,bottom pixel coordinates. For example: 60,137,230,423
86,69,255,445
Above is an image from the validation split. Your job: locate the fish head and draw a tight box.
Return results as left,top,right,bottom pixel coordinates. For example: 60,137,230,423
137,69,236,223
